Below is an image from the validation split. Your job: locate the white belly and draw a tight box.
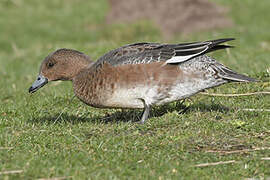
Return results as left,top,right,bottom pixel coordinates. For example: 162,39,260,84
103,72,225,109
103,86,147,108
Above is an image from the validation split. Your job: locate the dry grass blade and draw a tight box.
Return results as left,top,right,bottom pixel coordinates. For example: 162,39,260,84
206,147,270,154
0,170,23,175
0,147,13,150
200,91,270,97
241,108,270,112
261,157,270,160
38,176,73,180
194,160,237,167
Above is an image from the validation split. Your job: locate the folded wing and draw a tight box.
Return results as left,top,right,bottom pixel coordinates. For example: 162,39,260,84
94,38,235,68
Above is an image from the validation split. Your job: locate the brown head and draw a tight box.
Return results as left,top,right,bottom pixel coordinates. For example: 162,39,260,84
29,48,94,93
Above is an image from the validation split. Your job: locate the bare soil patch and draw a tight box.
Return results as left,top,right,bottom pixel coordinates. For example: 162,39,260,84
106,0,233,37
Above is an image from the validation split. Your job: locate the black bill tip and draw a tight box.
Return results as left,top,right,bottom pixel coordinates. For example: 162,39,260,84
29,75,48,93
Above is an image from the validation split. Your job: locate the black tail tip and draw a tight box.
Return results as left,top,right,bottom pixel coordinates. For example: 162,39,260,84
248,77,259,82
235,75,258,82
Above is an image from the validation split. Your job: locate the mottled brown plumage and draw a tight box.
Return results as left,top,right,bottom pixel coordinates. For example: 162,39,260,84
29,39,256,123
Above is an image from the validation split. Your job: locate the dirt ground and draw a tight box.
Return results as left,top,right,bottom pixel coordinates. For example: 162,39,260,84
106,0,233,37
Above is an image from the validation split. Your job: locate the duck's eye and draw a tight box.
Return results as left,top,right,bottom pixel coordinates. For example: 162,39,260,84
48,62,54,68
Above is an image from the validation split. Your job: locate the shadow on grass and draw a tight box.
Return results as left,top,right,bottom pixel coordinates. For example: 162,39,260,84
29,101,229,124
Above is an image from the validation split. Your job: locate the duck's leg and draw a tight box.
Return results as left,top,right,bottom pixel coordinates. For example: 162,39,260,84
140,104,151,124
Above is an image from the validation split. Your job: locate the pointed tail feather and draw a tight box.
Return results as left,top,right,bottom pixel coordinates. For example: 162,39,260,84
220,72,258,82
215,65,258,82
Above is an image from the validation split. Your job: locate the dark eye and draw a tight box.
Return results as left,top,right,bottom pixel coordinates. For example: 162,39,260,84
48,62,54,68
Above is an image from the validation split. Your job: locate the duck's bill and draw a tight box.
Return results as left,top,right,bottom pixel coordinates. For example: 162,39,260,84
29,75,48,93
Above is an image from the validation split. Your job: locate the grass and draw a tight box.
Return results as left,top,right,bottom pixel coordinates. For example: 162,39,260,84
0,0,270,179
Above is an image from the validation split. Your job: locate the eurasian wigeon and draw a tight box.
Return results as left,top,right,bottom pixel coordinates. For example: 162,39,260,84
29,38,256,123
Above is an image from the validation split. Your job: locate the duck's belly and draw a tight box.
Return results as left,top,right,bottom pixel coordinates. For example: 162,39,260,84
155,78,222,105
103,77,225,109
102,86,149,109
102,83,193,109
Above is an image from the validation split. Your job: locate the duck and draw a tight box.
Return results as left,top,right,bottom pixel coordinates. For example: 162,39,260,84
29,38,256,123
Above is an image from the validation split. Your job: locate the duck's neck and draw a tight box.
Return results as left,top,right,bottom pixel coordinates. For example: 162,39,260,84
70,55,94,82
72,65,103,107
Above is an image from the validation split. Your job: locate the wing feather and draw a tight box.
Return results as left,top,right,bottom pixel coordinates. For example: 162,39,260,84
94,38,234,68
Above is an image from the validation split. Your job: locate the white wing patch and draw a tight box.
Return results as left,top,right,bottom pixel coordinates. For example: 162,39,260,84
165,46,209,64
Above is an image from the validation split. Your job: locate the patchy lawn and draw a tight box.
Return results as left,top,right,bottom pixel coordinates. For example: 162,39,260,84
0,0,269,179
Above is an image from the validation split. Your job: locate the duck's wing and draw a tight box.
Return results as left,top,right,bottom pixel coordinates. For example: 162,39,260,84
94,38,234,68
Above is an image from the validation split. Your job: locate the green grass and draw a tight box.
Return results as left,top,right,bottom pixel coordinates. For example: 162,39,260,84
0,0,270,179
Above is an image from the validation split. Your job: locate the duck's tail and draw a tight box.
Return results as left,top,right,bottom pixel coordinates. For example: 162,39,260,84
212,64,258,82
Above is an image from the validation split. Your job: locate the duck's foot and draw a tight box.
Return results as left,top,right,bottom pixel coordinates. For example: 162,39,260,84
139,104,151,124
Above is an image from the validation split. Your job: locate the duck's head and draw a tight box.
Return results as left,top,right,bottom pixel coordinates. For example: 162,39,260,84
29,48,93,93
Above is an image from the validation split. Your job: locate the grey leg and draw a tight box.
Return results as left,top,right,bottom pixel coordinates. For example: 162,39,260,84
140,104,151,124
